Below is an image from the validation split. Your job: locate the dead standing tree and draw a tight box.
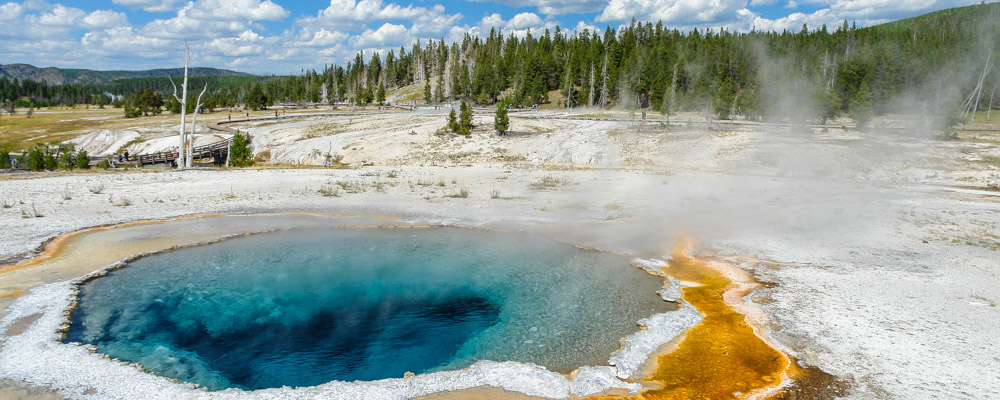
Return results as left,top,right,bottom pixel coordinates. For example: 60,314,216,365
168,41,210,168
170,40,192,169
598,53,610,107
588,62,596,107
962,50,993,121
187,83,208,167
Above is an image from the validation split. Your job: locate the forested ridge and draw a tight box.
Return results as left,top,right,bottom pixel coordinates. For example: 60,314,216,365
0,63,248,85
1,2,998,122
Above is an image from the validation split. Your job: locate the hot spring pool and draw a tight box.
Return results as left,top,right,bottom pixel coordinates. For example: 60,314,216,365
65,228,671,391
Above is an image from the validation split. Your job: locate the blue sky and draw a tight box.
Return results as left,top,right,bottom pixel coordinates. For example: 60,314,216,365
0,0,987,74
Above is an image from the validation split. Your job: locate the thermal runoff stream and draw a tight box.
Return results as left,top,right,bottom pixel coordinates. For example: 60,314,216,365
64,228,671,391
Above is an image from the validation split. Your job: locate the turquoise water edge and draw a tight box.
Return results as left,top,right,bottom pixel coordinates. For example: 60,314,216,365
66,228,669,390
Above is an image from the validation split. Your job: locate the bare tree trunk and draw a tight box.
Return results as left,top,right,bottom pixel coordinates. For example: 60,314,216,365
730,84,740,119
444,49,454,99
332,73,340,102
564,52,573,109
598,53,609,108
964,51,993,120
588,63,595,107
670,62,678,112
170,41,190,169
187,84,208,168
989,83,996,121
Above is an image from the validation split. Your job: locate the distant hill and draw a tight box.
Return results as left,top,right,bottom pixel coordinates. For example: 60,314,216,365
0,63,251,85
869,1,1000,31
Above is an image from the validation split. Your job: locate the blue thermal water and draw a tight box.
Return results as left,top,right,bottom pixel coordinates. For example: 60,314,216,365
66,228,670,391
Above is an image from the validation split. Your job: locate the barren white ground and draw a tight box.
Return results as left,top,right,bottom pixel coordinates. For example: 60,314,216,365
1,109,999,399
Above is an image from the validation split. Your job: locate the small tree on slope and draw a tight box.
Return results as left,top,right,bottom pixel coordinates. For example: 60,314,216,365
494,104,509,135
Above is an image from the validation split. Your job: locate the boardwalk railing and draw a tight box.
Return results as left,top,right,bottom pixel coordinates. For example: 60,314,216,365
131,137,233,167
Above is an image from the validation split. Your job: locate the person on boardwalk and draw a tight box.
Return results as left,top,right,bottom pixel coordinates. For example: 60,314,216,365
123,149,130,162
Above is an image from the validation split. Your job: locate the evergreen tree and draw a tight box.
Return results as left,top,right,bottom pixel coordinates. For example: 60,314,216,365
0,148,10,169
424,79,432,103
56,143,76,170
448,107,458,132
23,146,45,171
715,79,735,120
850,82,874,127
458,99,473,135
75,150,90,169
229,132,254,167
376,82,386,104
814,87,840,124
494,103,509,135
132,88,163,116
123,103,141,118
246,83,269,111
43,150,58,170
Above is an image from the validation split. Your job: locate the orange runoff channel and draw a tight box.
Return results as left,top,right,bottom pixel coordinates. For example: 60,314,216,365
595,248,793,400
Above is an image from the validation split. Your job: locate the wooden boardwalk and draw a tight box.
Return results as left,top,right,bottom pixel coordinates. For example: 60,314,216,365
130,137,233,167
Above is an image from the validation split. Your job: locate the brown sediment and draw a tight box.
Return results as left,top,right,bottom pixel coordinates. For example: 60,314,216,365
414,385,550,400
0,289,26,299
0,219,178,275
770,365,851,399
0,212,391,277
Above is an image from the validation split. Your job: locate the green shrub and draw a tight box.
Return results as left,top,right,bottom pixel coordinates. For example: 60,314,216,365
58,144,77,170
0,148,11,169
23,146,46,171
43,152,58,170
448,108,458,132
75,150,91,169
123,103,142,118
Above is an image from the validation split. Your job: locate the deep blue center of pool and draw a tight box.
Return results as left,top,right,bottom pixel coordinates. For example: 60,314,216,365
66,228,669,390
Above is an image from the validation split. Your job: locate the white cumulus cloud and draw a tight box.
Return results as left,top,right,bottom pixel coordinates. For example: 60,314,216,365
187,0,289,21
0,2,23,21
470,0,607,15
597,0,747,26
36,4,85,26
82,10,129,29
348,22,409,48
